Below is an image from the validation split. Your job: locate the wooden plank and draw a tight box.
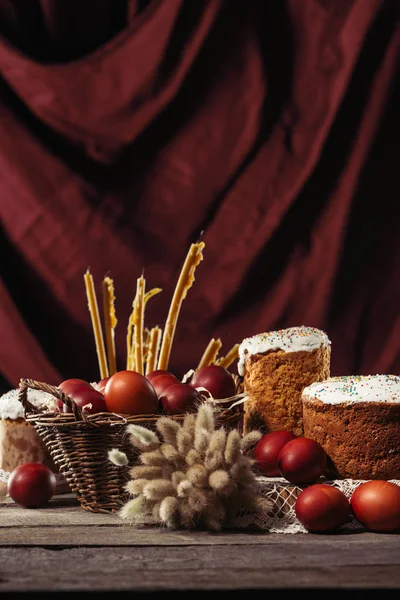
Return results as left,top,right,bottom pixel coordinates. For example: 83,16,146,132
0,521,397,547
1,545,399,591
0,494,119,527
2,492,400,591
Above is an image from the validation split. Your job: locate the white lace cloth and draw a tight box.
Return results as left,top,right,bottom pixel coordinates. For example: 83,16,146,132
236,476,400,534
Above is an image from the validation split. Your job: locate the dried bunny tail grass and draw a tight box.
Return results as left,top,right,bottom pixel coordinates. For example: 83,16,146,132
129,465,163,479
229,455,257,482
177,479,192,498
235,489,267,513
125,479,147,495
203,516,223,532
108,448,129,466
195,402,215,434
254,495,275,516
207,428,227,454
186,464,208,486
127,424,160,451
204,428,227,471
161,463,176,480
177,429,193,455
171,470,186,488
240,430,263,454
203,501,226,531
229,462,257,488
119,495,147,521
119,401,268,531
208,469,231,493
182,412,196,436
159,496,180,526
208,499,226,523
159,443,182,464
151,502,162,520
187,488,209,513
143,480,176,500
140,449,168,467
185,448,201,466
223,493,242,522
156,417,181,446
178,500,197,529
224,429,241,465
204,449,225,472
194,426,210,454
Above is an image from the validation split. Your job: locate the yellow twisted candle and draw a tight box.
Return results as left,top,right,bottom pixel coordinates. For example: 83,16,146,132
197,337,222,369
132,276,145,375
145,326,162,375
217,343,240,369
126,285,162,370
102,276,117,376
158,242,205,370
143,327,151,364
84,269,109,380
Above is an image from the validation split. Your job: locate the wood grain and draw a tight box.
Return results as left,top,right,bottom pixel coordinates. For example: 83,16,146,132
1,494,399,592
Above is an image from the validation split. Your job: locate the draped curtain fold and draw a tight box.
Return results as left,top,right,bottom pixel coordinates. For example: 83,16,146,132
0,0,399,391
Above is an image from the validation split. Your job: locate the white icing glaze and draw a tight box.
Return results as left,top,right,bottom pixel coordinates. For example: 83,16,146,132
0,388,58,420
302,374,400,404
238,326,331,376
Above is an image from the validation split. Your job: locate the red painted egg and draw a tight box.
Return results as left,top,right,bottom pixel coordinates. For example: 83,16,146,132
351,480,400,532
278,437,327,484
295,483,351,532
254,431,297,476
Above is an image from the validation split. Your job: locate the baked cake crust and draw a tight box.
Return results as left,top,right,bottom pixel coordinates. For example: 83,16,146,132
0,388,69,496
0,419,55,495
302,375,400,480
240,327,331,436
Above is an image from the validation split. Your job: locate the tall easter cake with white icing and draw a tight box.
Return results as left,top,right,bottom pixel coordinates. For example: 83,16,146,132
302,374,400,480
0,388,67,495
238,326,331,436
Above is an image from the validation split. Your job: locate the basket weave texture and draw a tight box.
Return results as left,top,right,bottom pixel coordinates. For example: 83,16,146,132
18,378,243,514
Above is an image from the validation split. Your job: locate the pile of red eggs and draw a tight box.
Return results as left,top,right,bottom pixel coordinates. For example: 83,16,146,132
253,430,400,534
55,363,237,417
7,365,237,509
10,369,400,532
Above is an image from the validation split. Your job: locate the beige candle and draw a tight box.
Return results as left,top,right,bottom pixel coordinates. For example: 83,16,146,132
145,326,162,375
128,351,136,372
217,343,240,369
158,242,205,370
197,338,222,369
143,327,151,364
102,276,117,376
133,276,145,375
126,315,135,370
84,269,109,380
126,286,162,370
144,287,162,305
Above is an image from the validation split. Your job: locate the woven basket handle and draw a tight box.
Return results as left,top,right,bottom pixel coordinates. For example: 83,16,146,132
18,378,85,421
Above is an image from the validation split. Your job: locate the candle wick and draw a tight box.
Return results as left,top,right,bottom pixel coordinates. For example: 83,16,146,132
196,230,204,243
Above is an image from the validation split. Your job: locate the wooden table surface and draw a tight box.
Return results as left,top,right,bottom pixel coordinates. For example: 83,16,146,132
1,493,399,595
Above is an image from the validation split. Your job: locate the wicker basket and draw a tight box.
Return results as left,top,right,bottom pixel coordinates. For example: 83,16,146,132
18,378,243,514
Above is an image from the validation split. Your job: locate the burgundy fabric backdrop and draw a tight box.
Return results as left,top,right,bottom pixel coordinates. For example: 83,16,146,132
0,0,399,392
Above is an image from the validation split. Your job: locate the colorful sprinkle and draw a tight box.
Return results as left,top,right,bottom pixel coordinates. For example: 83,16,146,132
303,374,400,405
237,326,331,376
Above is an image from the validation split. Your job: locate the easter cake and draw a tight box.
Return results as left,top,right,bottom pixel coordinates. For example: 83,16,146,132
238,326,331,436
302,374,400,480
0,388,67,495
